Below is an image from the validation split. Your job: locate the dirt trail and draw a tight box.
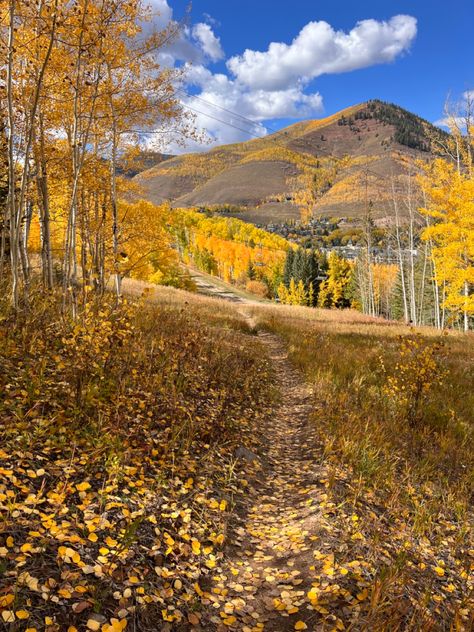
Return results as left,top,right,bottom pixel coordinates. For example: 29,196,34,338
205,315,332,632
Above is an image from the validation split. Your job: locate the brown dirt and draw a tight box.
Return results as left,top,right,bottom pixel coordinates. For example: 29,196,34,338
176,161,297,208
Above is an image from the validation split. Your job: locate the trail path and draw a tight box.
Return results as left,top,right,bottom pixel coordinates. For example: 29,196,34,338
186,267,265,305
205,313,333,632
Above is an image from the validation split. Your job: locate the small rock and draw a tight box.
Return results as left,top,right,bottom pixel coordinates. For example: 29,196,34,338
235,447,259,463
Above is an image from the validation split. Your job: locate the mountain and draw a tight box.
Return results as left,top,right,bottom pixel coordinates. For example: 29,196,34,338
135,101,449,224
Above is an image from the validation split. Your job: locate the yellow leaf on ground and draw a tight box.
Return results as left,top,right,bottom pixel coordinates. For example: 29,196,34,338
223,616,236,626
295,622,307,630
2,611,15,623
16,610,30,620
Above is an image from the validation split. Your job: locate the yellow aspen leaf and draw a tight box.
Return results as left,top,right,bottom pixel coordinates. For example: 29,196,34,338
357,589,369,601
223,616,236,626
6,536,14,547
16,610,30,620
87,619,102,631
76,482,91,492
295,622,307,630
161,610,175,622
2,611,15,623
219,499,227,511
307,588,318,601
0,594,14,608
191,540,201,555
433,566,445,577
107,619,127,632
68,627,79,632
88,533,98,543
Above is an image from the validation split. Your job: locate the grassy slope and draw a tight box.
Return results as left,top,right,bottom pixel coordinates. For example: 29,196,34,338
0,287,274,630
136,102,442,223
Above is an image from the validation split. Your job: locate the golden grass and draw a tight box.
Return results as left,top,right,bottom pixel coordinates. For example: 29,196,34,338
246,301,473,629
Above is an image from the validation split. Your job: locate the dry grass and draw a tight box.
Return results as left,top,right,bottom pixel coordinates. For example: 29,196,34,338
247,302,473,629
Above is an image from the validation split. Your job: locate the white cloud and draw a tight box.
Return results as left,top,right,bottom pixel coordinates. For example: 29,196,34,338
146,0,173,28
227,15,417,91
192,23,224,62
177,64,323,150
140,6,418,152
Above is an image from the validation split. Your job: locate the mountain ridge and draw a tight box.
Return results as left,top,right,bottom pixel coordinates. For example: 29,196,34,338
136,100,449,224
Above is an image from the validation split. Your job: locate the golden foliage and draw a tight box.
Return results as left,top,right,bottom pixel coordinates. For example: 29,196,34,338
0,290,273,629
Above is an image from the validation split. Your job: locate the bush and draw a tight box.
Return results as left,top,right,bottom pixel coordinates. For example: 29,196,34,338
246,279,270,298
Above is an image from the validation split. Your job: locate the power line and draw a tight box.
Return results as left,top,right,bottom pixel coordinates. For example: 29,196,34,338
181,103,268,141
178,93,329,160
176,87,281,136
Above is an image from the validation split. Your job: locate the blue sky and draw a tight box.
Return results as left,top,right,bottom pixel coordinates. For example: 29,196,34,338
151,0,474,150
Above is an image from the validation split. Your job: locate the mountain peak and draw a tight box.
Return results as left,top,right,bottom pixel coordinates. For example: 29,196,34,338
136,101,449,224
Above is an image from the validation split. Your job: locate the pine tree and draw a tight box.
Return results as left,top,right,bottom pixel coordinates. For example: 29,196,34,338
283,248,294,287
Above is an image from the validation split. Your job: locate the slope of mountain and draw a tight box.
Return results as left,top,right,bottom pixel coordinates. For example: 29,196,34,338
135,101,449,224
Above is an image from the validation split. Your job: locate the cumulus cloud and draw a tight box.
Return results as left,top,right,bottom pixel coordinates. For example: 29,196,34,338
227,16,417,91
141,5,418,151
145,1,223,67
184,64,323,122
192,23,224,62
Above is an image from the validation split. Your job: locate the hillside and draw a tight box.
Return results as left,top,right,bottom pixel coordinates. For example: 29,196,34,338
136,101,449,224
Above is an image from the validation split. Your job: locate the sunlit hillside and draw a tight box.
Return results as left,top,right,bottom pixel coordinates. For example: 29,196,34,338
136,101,449,223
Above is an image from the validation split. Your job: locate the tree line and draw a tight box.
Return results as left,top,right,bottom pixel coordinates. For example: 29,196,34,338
0,0,192,314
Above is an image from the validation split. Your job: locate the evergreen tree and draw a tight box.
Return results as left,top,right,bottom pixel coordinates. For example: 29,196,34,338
247,259,256,281
283,248,294,287
292,248,305,284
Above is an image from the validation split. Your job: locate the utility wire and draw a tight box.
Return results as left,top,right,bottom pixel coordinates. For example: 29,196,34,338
177,93,330,157
181,103,268,141
176,87,281,136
